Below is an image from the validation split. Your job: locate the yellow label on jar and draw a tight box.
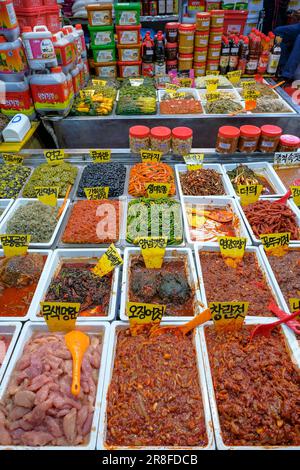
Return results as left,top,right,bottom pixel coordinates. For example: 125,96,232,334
40,302,80,332
44,149,65,166
209,301,248,331
89,149,111,163
140,149,162,162
145,183,170,198
260,232,290,256
84,187,109,200
2,153,24,165
237,184,263,206
92,243,123,277
126,302,166,326
137,236,167,269
35,187,59,207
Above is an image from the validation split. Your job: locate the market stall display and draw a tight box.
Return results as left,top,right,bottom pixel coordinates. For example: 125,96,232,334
70,80,118,116
76,163,126,198
160,90,203,115
22,163,78,198
128,162,176,197
178,166,226,196
225,163,279,196
0,164,32,199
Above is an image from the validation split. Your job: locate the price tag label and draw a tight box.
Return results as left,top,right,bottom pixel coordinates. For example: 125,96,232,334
92,243,123,277
140,149,162,163
175,92,186,98
44,149,65,166
0,234,31,258
218,236,247,268
291,186,300,206
183,153,204,170
237,184,263,205
274,152,300,166
289,298,300,316
244,89,260,111
165,83,180,93
2,153,24,165
40,301,80,332
260,232,290,256
89,149,111,163
137,236,167,269
84,186,109,200
205,78,219,92
129,78,144,87
241,80,256,89
205,91,220,102
209,70,220,76
179,77,192,87
227,70,242,85
91,79,106,87
145,183,170,198
80,89,95,99
126,302,166,326
209,301,248,331
35,187,58,207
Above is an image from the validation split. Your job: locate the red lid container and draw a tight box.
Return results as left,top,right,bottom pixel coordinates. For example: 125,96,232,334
261,125,282,137
279,134,300,147
218,126,240,138
165,22,180,30
179,24,196,32
129,125,150,138
172,127,193,140
240,125,261,137
150,127,172,140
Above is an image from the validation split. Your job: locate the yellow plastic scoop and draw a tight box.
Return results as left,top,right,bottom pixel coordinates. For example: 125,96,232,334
65,330,90,397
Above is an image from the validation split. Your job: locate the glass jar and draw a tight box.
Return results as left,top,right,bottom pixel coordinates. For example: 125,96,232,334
210,9,224,28
129,125,150,154
165,22,179,43
238,125,261,153
178,53,193,71
178,24,195,53
166,42,178,60
259,125,282,153
150,126,171,154
194,61,206,76
172,127,193,156
195,31,209,48
209,27,223,45
196,12,210,31
206,59,219,73
278,134,300,152
194,47,207,63
216,126,240,154
207,44,221,60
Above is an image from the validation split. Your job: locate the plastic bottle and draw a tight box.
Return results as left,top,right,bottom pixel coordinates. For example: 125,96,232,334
219,36,230,75
52,31,74,73
0,79,35,120
22,26,57,70
267,36,282,74
257,36,270,74
237,36,249,75
0,0,20,42
228,36,239,72
142,31,154,64
245,33,261,75
71,25,82,58
62,26,77,64
0,36,28,82
75,24,86,56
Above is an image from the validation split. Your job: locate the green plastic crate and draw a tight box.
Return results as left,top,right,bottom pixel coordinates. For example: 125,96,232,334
115,2,141,26
88,25,115,47
91,45,116,63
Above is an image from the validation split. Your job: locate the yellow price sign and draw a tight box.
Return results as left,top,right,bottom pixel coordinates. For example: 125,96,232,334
126,302,166,327
205,91,220,102
2,153,24,165
205,78,219,92
241,80,256,89
35,187,59,207
0,234,31,258
89,149,111,163
92,243,123,278
260,232,290,256
91,79,106,87
40,301,80,332
227,70,242,85
218,236,247,268
145,183,170,198
140,149,162,163
237,184,263,206
179,77,192,87
137,236,167,269
289,298,300,318
183,153,204,170
80,89,95,99
44,149,65,166
84,186,109,200
209,70,220,76
165,83,180,93
209,301,248,331
244,89,260,111
291,186,300,206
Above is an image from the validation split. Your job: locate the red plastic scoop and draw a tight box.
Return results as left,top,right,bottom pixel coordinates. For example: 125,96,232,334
273,178,300,205
250,309,300,342
150,308,211,337
269,302,300,335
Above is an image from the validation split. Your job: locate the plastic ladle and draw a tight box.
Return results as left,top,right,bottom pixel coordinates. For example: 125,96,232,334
187,208,233,223
273,178,300,205
269,301,300,335
249,309,300,342
150,308,211,337
65,330,90,396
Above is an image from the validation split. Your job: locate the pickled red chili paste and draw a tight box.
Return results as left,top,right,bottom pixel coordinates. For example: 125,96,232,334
128,255,194,316
205,325,300,446
267,249,300,305
106,327,208,447
200,252,275,316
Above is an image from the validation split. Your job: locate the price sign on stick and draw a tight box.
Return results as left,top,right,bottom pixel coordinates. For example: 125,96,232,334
92,244,123,277
218,236,247,268
84,187,109,200
183,153,204,171
44,149,65,166
89,149,111,163
260,232,290,256
41,302,80,332
274,152,300,166
2,153,24,165
140,149,162,163
126,302,166,327
290,186,300,206
289,298,300,318
227,70,242,86
209,301,248,331
205,91,220,102
237,184,263,205
0,234,31,258
205,78,219,92
137,236,167,269
35,187,59,207
145,183,170,198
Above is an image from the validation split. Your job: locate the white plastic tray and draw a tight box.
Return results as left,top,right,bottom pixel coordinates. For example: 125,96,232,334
199,318,300,450
0,199,14,224
0,249,53,322
0,322,22,385
120,247,203,322
30,248,120,322
158,87,201,102
0,198,70,249
97,321,215,450
182,196,251,246
0,321,110,450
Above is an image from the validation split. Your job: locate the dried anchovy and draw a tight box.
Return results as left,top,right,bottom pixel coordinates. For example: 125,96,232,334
6,201,58,242
180,168,225,196
22,162,78,197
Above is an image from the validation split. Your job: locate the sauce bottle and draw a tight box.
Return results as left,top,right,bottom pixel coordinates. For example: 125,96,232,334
237,36,249,75
267,36,282,74
142,31,154,63
228,36,239,72
219,36,230,75
245,33,260,75
257,36,270,74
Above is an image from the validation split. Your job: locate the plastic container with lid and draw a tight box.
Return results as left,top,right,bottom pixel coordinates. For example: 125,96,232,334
116,25,141,46
206,59,219,72
210,10,224,28
195,31,209,48
166,60,177,73
91,45,116,63
0,37,28,81
172,127,193,156
61,26,77,63
150,126,171,155
75,24,86,54
165,22,179,43
118,60,141,78
16,7,46,30
194,61,206,77
94,61,117,78
196,12,210,31
216,126,240,154
88,25,115,47
0,0,20,42
238,125,261,153
46,5,61,33
0,79,35,119
205,0,221,10
117,43,141,62
178,53,193,71
52,31,74,71
179,44,194,55
166,42,178,61
209,27,223,45
129,125,150,154
179,24,195,52
194,47,207,63
22,25,57,70
13,0,42,7
207,44,221,60
115,2,141,26
278,134,300,152
86,4,113,27
259,125,282,153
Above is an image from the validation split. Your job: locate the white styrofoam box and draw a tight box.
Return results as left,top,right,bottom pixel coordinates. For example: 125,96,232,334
182,196,251,246
222,162,287,198
97,321,215,450
0,198,70,249
236,197,300,245
120,247,203,322
2,114,31,142
175,164,235,200
199,318,300,450
0,199,14,224
0,322,22,385
0,249,53,322
30,248,120,322
0,321,111,450
194,243,284,319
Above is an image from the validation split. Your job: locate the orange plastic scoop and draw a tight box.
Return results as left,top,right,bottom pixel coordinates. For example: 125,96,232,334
187,207,233,223
273,178,300,205
150,308,211,337
65,330,90,396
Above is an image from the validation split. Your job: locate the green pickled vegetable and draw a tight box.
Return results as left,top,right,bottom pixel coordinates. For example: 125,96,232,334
5,201,58,243
22,163,78,198
0,164,31,199
205,98,243,114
